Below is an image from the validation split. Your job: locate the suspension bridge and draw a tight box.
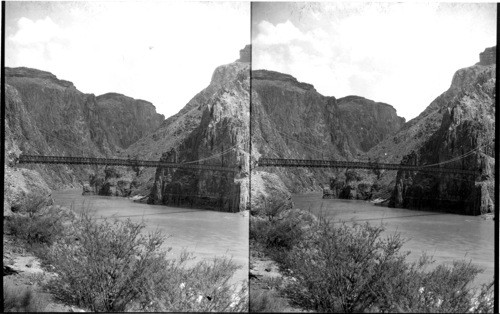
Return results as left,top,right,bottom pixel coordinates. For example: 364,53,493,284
18,154,480,176
256,158,480,176
17,154,241,173
16,128,482,176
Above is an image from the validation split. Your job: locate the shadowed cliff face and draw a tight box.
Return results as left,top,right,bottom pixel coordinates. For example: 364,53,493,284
251,69,404,194
4,67,165,189
96,93,164,149
147,61,251,212
388,60,495,215
365,48,496,214
337,96,406,152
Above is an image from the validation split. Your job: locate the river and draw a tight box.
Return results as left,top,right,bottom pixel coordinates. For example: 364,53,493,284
52,189,249,286
292,193,494,287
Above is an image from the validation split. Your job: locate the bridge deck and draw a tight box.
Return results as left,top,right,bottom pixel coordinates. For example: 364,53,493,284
257,158,479,176
18,155,239,173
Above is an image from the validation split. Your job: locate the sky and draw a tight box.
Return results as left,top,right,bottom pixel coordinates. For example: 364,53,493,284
252,2,496,121
5,1,250,118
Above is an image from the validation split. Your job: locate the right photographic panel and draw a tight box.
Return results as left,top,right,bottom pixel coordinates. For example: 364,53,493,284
249,2,496,313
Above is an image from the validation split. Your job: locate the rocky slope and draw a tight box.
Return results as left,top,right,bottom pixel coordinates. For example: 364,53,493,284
4,67,165,192
388,49,495,215
250,69,405,199
146,60,250,212
363,47,495,215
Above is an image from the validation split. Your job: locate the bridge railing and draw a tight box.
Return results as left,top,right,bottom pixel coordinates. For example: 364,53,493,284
18,155,240,173
257,158,479,176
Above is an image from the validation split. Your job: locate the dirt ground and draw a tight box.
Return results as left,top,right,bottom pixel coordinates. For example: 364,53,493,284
3,235,85,312
249,243,308,313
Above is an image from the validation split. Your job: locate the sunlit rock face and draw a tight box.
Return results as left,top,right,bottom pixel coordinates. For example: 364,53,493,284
5,67,164,190
250,69,404,195
388,48,495,215
148,61,251,212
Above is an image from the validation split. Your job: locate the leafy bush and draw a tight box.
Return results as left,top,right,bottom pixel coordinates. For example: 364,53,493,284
6,205,72,246
250,215,303,254
3,282,48,312
148,255,248,312
10,193,49,214
265,218,304,251
44,210,172,312
281,217,492,313
44,210,247,312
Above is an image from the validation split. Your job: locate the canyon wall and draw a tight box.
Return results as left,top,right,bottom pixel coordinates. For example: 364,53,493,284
251,69,405,199
144,60,251,212
4,67,165,191
388,57,495,215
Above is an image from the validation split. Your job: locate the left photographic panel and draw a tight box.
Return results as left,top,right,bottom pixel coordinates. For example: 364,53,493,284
4,1,250,312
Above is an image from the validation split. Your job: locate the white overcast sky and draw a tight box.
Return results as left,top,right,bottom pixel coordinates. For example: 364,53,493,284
5,1,250,118
252,2,496,120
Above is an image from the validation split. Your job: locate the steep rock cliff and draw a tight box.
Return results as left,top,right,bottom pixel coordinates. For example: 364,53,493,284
388,49,495,215
4,67,165,189
147,61,251,212
251,70,404,194
96,93,164,149
337,96,405,153
478,46,496,66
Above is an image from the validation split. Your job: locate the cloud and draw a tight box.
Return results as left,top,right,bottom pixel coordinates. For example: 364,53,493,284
254,20,306,45
10,16,64,45
252,3,496,120
6,2,250,118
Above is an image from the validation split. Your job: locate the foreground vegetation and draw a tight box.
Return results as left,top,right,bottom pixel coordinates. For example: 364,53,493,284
250,204,494,313
4,195,248,312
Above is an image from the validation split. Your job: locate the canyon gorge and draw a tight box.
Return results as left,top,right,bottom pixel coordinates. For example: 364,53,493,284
4,46,495,216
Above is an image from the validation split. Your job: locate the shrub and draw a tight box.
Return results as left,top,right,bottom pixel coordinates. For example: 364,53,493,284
3,281,48,312
249,216,303,254
472,281,494,313
148,255,248,312
283,219,410,312
281,217,491,313
10,193,48,214
249,217,269,242
265,218,303,251
400,258,484,313
44,210,247,312
44,210,171,312
6,205,73,246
